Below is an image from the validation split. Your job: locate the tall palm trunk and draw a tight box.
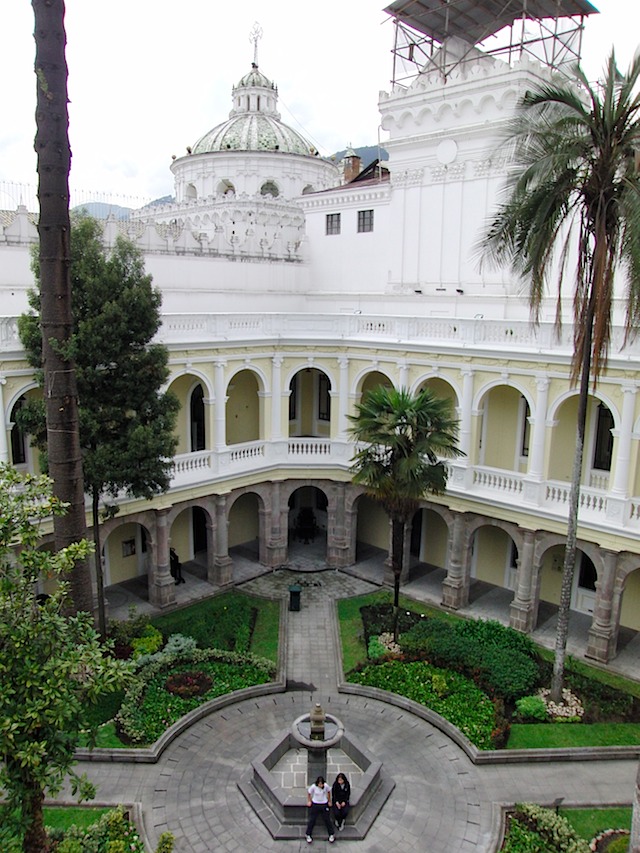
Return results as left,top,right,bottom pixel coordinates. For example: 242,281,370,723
391,517,405,641
32,0,90,613
92,489,107,639
550,283,596,702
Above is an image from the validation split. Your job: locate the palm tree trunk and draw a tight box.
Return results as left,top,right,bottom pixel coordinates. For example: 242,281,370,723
391,517,404,641
32,0,90,613
550,296,594,703
92,489,107,639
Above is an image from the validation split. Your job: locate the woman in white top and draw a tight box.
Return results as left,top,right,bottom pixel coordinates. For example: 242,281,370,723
305,775,335,843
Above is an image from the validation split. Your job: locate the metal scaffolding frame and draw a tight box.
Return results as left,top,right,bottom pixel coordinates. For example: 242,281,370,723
384,0,599,87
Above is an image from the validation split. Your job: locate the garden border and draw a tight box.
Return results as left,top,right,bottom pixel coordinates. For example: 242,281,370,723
74,597,288,765
332,598,640,765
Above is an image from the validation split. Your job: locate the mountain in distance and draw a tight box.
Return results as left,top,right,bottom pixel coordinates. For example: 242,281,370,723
72,195,174,221
330,145,389,169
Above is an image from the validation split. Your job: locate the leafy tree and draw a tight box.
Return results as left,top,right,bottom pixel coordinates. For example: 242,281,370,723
18,215,180,637
481,52,640,701
31,0,91,613
0,465,131,853
349,386,462,638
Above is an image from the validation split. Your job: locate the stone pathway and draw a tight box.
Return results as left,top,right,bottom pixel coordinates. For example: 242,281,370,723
72,570,637,852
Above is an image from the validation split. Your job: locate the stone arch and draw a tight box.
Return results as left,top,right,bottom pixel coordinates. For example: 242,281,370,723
100,514,155,590
167,370,213,455
474,379,535,471
353,367,395,398
287,366,333,438
226,368,264,444
464,516,522,603
260,180,280,197
534,534,604,619
413,374,460,408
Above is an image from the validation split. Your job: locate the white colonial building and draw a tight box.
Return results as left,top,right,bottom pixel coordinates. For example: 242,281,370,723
1,0,636,665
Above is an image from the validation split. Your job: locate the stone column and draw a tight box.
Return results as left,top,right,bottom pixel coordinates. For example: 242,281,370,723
203,395,215,451
326,483,350,568
263,482,287,567
509,529,537,633
271,356,283,440
441,512,469,609
213,494,233,585
214,360,227,450
586,549,618,663
149,509,176,608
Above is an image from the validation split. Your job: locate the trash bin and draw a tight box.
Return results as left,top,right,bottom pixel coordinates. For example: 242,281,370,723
288,584,301,612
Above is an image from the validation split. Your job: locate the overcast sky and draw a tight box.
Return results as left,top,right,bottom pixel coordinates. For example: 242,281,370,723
1,0,638,210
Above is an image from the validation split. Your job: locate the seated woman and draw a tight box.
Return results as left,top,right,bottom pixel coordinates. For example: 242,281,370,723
331,773,350,830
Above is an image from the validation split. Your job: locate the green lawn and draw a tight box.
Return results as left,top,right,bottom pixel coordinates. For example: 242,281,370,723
560,806,631,839
44,806,112,831
508,722,640,749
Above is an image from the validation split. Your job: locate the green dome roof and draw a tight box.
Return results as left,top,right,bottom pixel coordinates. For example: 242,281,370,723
192,63,316,157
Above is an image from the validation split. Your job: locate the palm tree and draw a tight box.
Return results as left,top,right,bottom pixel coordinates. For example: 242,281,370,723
481,52,640,702
349,386,462,638
32,0,92,616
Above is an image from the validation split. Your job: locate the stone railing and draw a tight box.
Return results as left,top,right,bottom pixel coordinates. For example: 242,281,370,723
167,443,640,540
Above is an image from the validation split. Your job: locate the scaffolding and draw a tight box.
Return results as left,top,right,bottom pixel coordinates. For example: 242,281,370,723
384,0,599,87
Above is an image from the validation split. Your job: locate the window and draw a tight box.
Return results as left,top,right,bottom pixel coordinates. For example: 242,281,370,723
318,373,330,421
593,403,613,471
326,213,341,235
10,396,26,465
357,209,374,233
190,383,205,451
260,181,279,197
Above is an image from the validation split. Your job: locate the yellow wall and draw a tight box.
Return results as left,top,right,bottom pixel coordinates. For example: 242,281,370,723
228,493,259,547
357,496,388,550
473,526,509,585
106,522,143,584
227,371,259,444
620,568,640,630
419,378,457,409
168,374,199,454
482,387,519,469
361,371,393,397
170,509,192,561
548,397,579,482
539,548,563,605
422,510,448,568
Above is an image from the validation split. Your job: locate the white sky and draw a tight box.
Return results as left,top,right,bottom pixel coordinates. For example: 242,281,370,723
1,0,638,209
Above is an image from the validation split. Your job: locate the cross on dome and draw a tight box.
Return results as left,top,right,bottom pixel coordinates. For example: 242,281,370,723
249,22,263,67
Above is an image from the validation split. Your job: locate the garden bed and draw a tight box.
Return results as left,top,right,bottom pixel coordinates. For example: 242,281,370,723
342,596,640,751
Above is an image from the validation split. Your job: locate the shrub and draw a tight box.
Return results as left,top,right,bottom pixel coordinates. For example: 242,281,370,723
511,803,590,853
59,807,145,853
502,817,548,852
108,607,153,658
131,624,164,659
156,832,175,853
349,661,496,749
515,695,548,722
367,636,387,660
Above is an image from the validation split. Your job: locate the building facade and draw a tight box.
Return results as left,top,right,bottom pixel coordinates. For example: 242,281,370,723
0,3,636,666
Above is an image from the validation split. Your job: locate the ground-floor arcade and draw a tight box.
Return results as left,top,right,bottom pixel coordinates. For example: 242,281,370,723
82,477,640,667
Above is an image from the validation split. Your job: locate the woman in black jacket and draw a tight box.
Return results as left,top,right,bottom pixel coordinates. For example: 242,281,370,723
331,773,350,830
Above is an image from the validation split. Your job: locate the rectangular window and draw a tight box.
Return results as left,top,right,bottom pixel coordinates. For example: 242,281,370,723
357,209,374,233
326,213,341,235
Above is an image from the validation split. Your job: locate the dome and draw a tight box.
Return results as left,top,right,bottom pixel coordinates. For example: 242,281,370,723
192,115,314,156
192,63,317,157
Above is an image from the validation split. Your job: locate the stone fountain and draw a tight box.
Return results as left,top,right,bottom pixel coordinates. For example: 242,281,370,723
238,702,395,841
